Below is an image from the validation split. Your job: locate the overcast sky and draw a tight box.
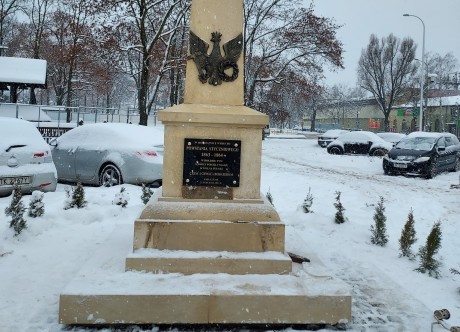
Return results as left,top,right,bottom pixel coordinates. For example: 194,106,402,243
311,0,460,87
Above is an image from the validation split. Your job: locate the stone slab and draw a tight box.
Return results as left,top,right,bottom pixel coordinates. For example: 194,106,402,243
140,190,279,222
59,226,352,326
133,219,285,252
125,249,292,275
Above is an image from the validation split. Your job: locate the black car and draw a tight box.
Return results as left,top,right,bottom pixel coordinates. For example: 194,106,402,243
383,132,460,178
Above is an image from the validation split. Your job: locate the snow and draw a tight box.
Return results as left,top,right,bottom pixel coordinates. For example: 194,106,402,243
0,57,47,85
0,117,49,151
1,133,460,331
55,123,164,151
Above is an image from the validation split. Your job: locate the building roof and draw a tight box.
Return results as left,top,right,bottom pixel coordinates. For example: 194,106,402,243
0,57,47,87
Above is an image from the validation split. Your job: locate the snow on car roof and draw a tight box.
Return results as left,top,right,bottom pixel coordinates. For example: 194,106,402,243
56,123,164,149
406,131,454,139
337,130,381,142
322,129,349,136
0,117,48,151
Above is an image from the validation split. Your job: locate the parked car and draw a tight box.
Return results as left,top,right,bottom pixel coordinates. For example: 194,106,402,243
327,131,393,156
262,125,270,140
317,129,350,147
383,132,460,178
50,123,164,187
376,132,406,146
0,117,57,197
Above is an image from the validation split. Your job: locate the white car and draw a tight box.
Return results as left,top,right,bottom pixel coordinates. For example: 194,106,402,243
327,130,393,156
0,117,57,197
317,129,350,147
51,123,164,187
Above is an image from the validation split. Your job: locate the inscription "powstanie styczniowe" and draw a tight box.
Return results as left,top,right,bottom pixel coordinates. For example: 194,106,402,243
183,138,241,187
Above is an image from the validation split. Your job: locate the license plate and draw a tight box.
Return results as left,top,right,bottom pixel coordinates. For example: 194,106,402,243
394,163,407,169
0,176,31,186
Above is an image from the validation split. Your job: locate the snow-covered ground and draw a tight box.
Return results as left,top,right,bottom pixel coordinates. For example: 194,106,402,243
1,133,460,331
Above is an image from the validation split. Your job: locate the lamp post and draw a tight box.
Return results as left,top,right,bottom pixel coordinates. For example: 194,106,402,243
456,102,459,138
404,13,425,131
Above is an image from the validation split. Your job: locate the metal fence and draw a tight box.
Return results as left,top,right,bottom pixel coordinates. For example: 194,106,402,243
0,103,159,141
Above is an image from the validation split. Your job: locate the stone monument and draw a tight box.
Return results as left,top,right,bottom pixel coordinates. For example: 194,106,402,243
59,0,351,326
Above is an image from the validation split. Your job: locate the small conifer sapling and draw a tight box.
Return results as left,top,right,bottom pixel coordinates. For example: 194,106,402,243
302,187,314,213
334,191,346,224
416,221,442,278
370,196,388,246
141,184,153,205
266,188,274,206
64,180,87,210
399,208,417,258
28,191,45,218
113,187,129,207
5,183,27,236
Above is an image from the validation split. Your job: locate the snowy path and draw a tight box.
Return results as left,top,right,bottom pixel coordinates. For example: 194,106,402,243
262,137,460,331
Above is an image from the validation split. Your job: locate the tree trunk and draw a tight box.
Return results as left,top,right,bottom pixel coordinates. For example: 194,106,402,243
9,85,17,103
66,67,73,123
29,88,37,104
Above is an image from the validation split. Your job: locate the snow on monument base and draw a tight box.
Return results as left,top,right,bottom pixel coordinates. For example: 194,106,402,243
58,218,351,326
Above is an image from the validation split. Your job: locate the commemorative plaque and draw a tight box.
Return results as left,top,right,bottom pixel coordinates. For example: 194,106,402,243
183,138,241,187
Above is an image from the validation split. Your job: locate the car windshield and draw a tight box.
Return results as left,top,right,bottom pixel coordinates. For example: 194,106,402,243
395,137,436,151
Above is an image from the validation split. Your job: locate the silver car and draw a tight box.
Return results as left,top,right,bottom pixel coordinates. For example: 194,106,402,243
50,123,163,187
0,117,57,197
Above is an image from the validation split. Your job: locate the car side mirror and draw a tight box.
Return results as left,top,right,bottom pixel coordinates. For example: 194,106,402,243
438,146,445,152
49,138,57,147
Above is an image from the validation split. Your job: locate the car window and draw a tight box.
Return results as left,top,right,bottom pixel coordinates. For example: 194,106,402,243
396,137,436,151
444,136,455,147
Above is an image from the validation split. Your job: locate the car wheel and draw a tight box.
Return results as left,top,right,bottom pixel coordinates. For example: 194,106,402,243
371,148,387,157
99,164,122,187
425,162,437,179
329,146,343,155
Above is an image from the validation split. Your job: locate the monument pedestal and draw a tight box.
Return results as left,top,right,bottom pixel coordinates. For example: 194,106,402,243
58,0,351,325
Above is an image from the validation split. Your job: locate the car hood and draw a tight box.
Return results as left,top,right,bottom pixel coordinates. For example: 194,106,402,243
388,148,431,160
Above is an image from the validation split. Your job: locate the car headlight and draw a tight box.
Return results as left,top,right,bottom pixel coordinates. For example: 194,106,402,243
414,156,430,163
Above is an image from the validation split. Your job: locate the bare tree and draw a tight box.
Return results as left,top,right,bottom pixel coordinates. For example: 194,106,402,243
358,33,417,131
25,0,53,104
96,0,190,126
244,1,343,108
426,52,459,90
0,0,25,55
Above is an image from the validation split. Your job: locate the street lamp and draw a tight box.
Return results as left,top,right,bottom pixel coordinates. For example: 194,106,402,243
456,102,459,138
404,13,425,131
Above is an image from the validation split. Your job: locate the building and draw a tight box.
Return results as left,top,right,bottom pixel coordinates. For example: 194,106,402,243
305,93,460,136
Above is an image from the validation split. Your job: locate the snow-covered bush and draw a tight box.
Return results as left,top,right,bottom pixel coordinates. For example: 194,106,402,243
334,191,346,224
28,191,45,218
4,183,27,236
141,184,153,205
370,196,388,246
399,208,417,259
416,221,442,278
113,187,129,207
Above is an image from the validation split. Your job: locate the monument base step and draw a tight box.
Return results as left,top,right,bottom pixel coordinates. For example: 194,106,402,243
59,225,351,326
125,249,292,275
